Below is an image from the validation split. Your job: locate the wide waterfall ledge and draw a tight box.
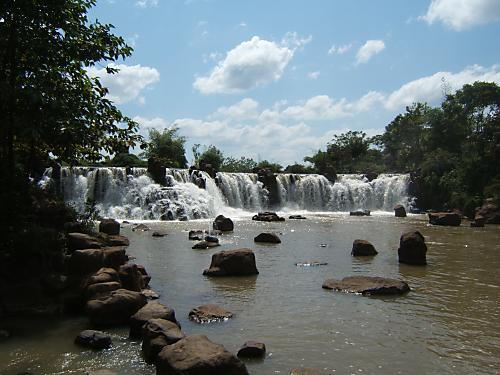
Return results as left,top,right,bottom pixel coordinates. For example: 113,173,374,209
39,167,414,221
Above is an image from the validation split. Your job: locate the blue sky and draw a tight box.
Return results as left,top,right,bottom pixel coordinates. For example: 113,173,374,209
89,0,500,166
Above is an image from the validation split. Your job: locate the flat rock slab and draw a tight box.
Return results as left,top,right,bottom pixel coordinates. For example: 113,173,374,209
322,276,410,296
189,304,233,323
75,330,112,350
156,334,248,375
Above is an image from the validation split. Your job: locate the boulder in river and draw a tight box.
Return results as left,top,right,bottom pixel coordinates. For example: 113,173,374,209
188,230,204,240
68,249,105,276
75,329,112,350
67,233,103,251
237,341,266,358
188,304,233,323
132,223,150,232
351,239,378,256
254,232,281,244
118,263,144,292
203,249,259,277
428,212,461,226
130,301,179,338
349,210,371,216
252,212,285,222
156,334,248,375
398,231,427,265
192,240,220,249
84,281,121,301
470,215,486,227
322,276,410,296
142,318,185,364
475,198,500,224
99,219,120,236
394,205,407,218
152,231,167,237
213,215,234,231
86,288,147,326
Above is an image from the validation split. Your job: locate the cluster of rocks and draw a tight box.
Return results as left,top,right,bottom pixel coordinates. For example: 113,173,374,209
252,211,285,222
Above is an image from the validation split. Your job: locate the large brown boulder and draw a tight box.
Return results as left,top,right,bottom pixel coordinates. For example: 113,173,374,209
203,249,259,277
102,247,128,269
129,301,179,338
118,263,144,292
86,289,147,326
188,304,233,323
475,199,500,224
394,205,407,218
213,215,234,231
97,232,130,247
84,281,121,301
428,212,461,226
254,232,281,244
351,239,378,256
75,329,112,350
156,334,249,375
142,318,185,364
99,219,120,236
68,249,104,276
67,233,103,251
322,276,410,296
398,231,427,265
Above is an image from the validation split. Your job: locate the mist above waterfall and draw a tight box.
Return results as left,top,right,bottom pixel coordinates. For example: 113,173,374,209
42,167,412,220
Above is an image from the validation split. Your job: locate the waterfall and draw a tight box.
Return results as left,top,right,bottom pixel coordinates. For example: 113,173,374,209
42,167,412,220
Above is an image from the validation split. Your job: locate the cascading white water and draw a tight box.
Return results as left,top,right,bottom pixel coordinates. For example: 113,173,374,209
42,167,412,220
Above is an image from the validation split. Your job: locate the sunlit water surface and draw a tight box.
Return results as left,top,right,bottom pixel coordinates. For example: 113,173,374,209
1,213,499,375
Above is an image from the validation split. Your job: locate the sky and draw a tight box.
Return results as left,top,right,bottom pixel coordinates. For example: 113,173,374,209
89,0,500,166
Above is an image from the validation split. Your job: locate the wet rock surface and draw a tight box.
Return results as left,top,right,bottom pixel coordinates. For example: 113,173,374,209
351,239,378,256
398,231,427,265
428,212,461,226
237,341,266,358
75,329,112,350
213,215,234,231
252,212,285,222
203,249,259,277
86,289,147,326
99,219,120,236
130,301,179,338
394,205,407,217
156,334,249,375
322,276,410,296
254,232,281,243
188,304,233,323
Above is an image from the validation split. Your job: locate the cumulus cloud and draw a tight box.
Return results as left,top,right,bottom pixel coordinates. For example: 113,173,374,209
193,35,298,94
355,40,385,65
328,43,352,55
136,0,158,8
384,64,500,110
308,71,320,80
87,64,160,104
133,116,168,130
422,0,500,30
211,98,259,120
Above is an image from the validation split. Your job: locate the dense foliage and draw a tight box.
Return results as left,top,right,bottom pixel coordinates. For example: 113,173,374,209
0,0,140,253
141,127,188,168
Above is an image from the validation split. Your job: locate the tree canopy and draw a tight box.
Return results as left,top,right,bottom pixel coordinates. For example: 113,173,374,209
142,127,188,168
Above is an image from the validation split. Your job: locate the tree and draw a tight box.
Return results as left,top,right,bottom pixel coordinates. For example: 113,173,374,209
284,163,315,174
0,0,141,175
255,160,283,173
194,145,224,171
220,156,257,173
142,127,188,168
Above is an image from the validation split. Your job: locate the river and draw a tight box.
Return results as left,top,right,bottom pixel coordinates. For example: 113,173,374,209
1,212,499,375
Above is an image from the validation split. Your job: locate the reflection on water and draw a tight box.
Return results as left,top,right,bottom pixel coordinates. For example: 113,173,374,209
1,214,499,375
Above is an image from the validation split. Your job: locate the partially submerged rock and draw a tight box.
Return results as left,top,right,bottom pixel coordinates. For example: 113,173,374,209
237,341,266,358
289,215,306,220
130,301,179,338
188,230,205,241
86,289,147,326
75,329,112,350
142,318,185,364
156,334,249,375
470,215,485,227
398,231,427,265
203,249,259,277
213,215,234,231
99,219,120,236
351,239,378,256
152,231,168,237
394,205,407,218
252,212,285,222
192,240,220,249
132,223,150,232
349,210,371,216
428,212,461,226
254,232,281,244
188,304,233,323
322,276,410,296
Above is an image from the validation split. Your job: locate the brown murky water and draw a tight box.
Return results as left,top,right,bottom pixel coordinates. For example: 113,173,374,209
1,213,499,375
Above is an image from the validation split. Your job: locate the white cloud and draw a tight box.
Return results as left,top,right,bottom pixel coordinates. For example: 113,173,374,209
355,40,385,65
384,64,500,110
211,98,259,120
328,43,352,55
281,31,313,50
422,0,500,30
308,71,320,80
87,64,160,104
133,116,168,130
193,36,294,94
136,0,158,8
